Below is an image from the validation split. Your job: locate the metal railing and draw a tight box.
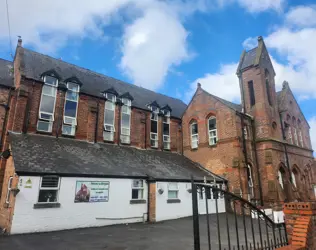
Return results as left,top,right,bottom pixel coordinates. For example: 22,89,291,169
191,180,288,250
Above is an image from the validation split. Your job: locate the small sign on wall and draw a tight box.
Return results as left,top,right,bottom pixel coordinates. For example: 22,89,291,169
74,181,109,203
24,178,32,188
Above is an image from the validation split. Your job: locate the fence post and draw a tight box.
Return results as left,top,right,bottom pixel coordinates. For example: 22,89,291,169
191,177,200,250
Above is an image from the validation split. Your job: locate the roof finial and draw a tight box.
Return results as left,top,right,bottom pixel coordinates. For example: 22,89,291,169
17,36,22,47
258,36,263,42
282,81,289,90
197,82,201,89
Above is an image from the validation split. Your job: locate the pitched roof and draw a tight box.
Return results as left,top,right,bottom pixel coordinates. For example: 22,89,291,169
201,89,242,112
239,47,258,71
19,47,187,119
0,58,14,88
9,133,225,182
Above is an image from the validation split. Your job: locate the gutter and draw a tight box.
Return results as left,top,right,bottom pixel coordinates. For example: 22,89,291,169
0,88,13,151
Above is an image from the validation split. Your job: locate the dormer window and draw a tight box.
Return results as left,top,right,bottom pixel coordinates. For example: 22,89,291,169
163,111,170,150
150,106,159,148
121,98,131,144
103,93,116,141
62,82,80,136
37,76,58,132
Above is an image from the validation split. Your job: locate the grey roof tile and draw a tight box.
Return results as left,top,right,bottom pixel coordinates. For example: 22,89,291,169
20,48,187,118
0,58,14,88
240,47,257,70
9,133,224,181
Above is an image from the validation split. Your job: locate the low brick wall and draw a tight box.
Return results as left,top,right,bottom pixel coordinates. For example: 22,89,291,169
276,202,316,250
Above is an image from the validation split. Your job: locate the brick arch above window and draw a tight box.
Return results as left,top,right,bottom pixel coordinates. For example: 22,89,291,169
205,111,217,120
292,116,296,126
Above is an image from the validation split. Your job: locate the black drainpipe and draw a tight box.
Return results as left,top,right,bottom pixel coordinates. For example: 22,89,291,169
0,88,13,151
279,111,292,182
22,82,35,134
144,112,148,149
94,99,100,143
160,114,164,151
181,122,184,155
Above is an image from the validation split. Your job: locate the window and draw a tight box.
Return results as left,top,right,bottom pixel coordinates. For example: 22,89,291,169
131,180,144,200
278,170,284,189
38,176,60,203
103,93,116,141
150,108,159,148
37,76,58,132
163,111,170,150
291,171,297,188
265,70,272,106
5,177,13,204
248,81,256,106
62,82,79,136
208,117,217,145
299,130,304,147
168,183,179,199
247,165,254,200
121,98,131,144
293,128,298,145
288,127,293,144
190,121,199,149
243,126,248,139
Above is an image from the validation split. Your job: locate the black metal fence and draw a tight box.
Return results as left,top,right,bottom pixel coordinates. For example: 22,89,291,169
191,181,288,250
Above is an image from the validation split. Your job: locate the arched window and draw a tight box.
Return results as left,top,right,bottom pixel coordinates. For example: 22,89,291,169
298,120,304,147
190,120,199,149
292,117,298,145
208,116,217,145
278,169,285,189
247,164,254,200
291,168,299,188
265,69,272,106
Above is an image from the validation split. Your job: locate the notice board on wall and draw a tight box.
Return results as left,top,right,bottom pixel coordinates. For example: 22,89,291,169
74,181,110,203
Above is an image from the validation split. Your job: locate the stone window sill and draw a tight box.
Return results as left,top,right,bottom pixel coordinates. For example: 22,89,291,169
130,199,146,204
167,199,181,204
33,203,61,209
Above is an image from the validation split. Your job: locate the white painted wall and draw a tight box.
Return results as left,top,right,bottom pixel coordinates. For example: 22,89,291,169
11,176,148,234
155,182,225,222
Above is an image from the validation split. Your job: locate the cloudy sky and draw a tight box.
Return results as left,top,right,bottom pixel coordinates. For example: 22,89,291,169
0,0,315,152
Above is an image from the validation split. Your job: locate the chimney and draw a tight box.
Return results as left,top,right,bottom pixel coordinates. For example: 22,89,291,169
17,36,22,47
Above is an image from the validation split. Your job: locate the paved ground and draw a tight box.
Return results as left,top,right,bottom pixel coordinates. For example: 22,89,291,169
0,214,286,250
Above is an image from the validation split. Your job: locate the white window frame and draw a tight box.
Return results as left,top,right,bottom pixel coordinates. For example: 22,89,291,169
62,82,80,136
278,170,284,189
5,177,13,204
288,127,293,144
163,111,170,150
131,179,144,200
103,93,116,141
168,183,179,199
208,116,217,146
38,176,60,203
121,98,131,144
191,122,199,149
150,108,159,148
37,76,58,132
299,130,304,147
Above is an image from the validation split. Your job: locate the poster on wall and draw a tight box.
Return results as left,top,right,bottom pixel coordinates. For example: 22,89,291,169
74,181,109,203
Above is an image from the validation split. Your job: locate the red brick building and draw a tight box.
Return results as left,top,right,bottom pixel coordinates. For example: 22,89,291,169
183,36,315,205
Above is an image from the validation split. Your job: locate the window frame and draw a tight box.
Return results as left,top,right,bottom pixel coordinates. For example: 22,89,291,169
168,182,179,199
163,111,170,150
150,108,159,148
278,170,284,189
208,116,217,146
131,179,144,200
190,121,199,149
62,82,80,136
248,80,256,107
293,127,298,145
291,171,297,188
298,130,304,147
103,93,116,141
288,127,293,144
121,98,131,144
5,176,13,204
37,176,61,204
37,76,58,133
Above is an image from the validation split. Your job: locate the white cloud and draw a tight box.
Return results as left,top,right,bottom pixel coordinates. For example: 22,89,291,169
309,117,316,154
187,63,240,103
285,5,316,27
216,0,284,12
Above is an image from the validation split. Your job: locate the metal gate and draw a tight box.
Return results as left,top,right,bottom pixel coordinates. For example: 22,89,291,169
191,180,288,250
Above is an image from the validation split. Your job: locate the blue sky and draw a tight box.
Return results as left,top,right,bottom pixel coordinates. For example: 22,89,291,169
0,0,315,151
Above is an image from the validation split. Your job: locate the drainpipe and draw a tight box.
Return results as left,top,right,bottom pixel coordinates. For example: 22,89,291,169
240,114,248,199
94,99,100,143
0,88,13,151
22,81,35,134
144,112,148,149
160,113,164,151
